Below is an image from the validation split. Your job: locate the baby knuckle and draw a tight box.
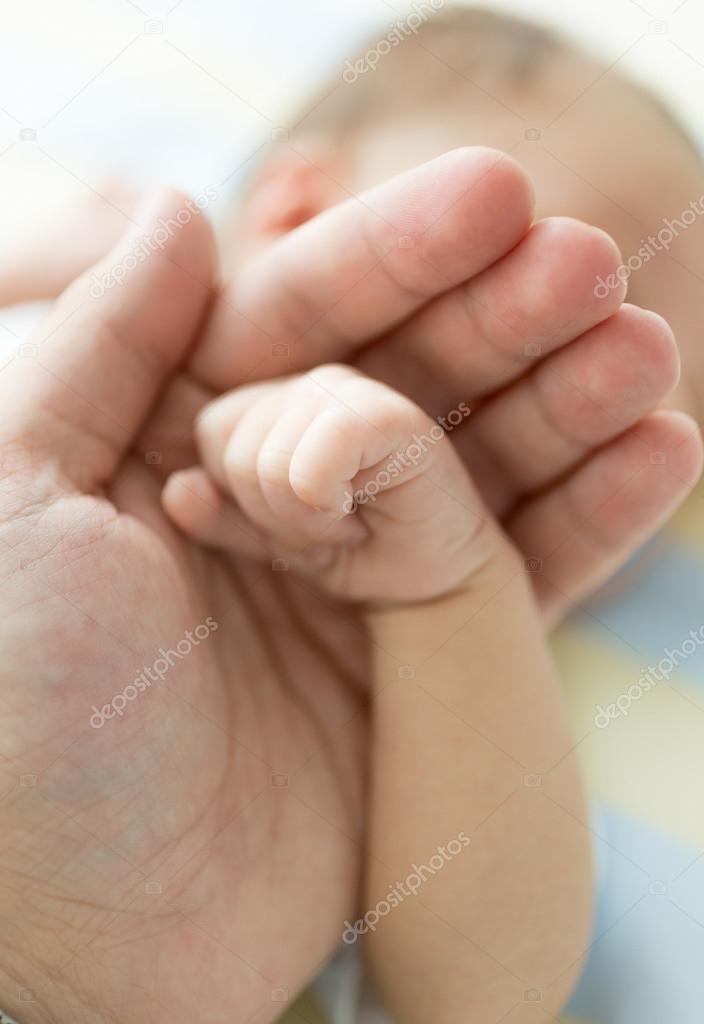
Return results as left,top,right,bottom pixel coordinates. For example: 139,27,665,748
223,437,258,482
194,401,226,451
304,364,358,393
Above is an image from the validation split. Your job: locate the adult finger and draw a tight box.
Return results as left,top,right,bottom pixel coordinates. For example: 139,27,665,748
509,411,704,626
456,305,681,514
0,189,216,492
188,147,535,387
358,216,627,413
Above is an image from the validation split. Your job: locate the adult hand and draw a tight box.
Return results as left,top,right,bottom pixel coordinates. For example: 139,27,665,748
0,154,699,1024
0,193,368,1023
184,148,703,624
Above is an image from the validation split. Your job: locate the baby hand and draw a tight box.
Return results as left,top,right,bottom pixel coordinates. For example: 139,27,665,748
163,365,506,603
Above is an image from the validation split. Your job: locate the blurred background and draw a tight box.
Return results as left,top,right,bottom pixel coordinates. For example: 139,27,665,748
0,0,702,210
1,0,702,340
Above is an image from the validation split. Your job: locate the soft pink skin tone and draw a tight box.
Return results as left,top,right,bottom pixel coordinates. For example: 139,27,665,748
164,298,696,609
163,345,699,610
163,365,492,603
0,152,700,1022
0,178,137,307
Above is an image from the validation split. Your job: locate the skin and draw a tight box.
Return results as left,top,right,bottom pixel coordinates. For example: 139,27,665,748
164,134,704,1016
210,61,704,1023
321,48,704,424
163,365,500,602
0,177,137,308
366,565,592,1023
196,148,699,623
198,69,704,1022
0,153,700,1024
162,365,594,1022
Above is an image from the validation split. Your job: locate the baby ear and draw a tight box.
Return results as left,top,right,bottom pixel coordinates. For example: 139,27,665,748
239,140,349,243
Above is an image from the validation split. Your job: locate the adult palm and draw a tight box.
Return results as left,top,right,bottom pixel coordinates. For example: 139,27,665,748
0,192,370,1024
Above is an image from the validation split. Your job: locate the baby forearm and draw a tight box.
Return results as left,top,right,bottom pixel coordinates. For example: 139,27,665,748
364,549,592,1023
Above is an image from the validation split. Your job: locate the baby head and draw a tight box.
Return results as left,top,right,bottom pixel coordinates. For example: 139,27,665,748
233,6,704,415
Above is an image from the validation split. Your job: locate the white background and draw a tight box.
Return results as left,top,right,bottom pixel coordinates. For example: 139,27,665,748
0,0,702,352
0,0,702,196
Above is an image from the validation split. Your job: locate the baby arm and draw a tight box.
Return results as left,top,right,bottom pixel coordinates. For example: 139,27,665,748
364,556,591,1023
162,364,590,1023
